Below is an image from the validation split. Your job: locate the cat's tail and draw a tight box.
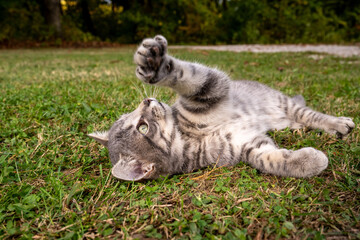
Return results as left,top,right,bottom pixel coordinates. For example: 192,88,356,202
292,94,306,106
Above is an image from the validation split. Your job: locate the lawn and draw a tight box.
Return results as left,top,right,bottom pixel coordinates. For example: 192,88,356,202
0,47,359,239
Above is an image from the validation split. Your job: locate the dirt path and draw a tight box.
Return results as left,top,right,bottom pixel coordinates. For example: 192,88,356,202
171,44,360,57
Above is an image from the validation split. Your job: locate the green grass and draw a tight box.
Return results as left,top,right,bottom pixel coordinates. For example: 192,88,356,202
0,47,359,239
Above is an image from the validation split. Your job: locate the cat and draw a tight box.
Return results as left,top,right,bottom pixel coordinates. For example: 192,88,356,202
89,35,355,181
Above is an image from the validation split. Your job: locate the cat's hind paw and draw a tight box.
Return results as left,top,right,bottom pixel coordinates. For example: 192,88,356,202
289,147,328,178
134,35,168,84
334,117,355,139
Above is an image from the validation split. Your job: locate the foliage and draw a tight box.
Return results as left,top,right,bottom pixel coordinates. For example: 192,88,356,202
0,0,359,44
0,47,359,238
217,0,360,43
0,0,50,41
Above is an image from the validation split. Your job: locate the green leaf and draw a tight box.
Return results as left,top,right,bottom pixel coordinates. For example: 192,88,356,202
189,222,198,234
283,221,295,230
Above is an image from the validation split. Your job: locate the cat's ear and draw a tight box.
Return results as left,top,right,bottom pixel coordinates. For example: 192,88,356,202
88,131,109,147
111,159,155,181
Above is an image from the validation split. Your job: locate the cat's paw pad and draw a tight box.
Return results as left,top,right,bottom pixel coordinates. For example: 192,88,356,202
134,35,168,83
334,117,355,139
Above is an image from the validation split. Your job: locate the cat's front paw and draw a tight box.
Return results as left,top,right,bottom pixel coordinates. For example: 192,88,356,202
134,35,168,84
334,117,355,139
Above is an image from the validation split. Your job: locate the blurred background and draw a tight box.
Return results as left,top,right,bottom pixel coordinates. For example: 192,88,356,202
0,0,359,47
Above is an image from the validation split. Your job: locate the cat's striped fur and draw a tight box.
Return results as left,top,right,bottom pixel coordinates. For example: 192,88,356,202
89,36,355,181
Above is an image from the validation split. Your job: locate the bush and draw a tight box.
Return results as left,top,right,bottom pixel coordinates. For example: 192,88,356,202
0,0,359,44
217,0,360,44
0,0,52,41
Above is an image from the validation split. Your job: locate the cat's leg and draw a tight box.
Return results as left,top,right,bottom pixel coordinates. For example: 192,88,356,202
292,106,354,138
291,94,306,107
242,135,328,178
278,95,355,138
134,36,231,113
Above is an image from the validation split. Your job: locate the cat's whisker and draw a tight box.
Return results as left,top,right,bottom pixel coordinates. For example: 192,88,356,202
131,82,145,100
151,86,155,98
151,86,159,99
142,84,149,98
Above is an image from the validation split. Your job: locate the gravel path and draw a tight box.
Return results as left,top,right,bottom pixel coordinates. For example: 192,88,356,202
171,44,360,57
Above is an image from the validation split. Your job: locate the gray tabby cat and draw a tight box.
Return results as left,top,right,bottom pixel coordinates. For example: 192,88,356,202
89,35,355,181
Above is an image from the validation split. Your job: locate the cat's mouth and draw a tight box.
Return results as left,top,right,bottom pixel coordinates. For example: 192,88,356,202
111,159,156,181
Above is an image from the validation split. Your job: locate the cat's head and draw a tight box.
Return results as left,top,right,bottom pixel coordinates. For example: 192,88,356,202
88,98,174,181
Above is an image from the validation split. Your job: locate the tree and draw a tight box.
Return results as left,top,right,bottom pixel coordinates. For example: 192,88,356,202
78,0,96,35
42,0,62,37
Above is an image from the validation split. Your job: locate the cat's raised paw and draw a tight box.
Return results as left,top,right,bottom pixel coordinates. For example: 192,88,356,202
334,117,355,139
134,36,168,84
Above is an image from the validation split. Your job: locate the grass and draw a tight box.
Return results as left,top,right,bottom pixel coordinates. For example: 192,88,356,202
0,47,359,239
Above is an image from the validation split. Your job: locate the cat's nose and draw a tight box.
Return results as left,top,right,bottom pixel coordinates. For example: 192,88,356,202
143,98,153,106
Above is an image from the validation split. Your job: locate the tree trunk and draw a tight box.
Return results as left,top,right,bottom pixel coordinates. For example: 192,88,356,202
80,0,95,35
43,0,62,37
222,0,228,11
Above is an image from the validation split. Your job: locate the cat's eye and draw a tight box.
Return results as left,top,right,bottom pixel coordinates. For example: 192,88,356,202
138,123,148,134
